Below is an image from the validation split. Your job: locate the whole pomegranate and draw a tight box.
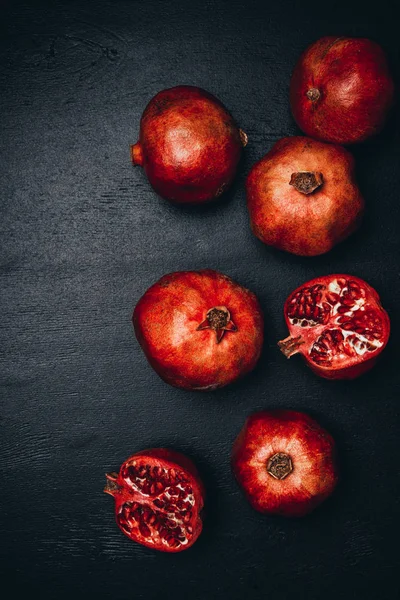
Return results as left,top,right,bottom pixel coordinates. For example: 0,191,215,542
105,448,205,552
131,86,247,203
278,275,390,379
290,37,394,144
246,136,364,256
133,270,263,390
232,410,338,517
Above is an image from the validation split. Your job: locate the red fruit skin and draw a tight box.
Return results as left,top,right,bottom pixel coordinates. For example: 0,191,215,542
133,269,264,390
280,274,390,380
232,411,338,517
131,86,247,204
246,136,364,256
290,37,394,145
105,448,205,553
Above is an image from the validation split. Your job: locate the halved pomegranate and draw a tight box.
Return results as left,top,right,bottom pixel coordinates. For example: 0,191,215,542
105,449,205,553
278,275,390,379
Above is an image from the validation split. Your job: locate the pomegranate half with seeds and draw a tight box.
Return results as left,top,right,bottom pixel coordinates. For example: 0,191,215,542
278,275,390,379
131,86,247,203
105,449,205,552
133,270,264,390
232,410,338,517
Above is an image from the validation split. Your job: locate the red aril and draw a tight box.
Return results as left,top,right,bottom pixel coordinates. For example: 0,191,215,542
105,448,204,552
246,136,364,256
131,86,247,203
290,37,394,144
232,410,338,517
133,270,264,390
278,275,390,379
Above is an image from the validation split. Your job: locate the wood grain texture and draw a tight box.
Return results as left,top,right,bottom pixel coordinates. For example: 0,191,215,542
1,0,399,598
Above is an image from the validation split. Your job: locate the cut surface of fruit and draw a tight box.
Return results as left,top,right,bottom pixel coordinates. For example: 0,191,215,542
278,275,390,379
105,449,204,552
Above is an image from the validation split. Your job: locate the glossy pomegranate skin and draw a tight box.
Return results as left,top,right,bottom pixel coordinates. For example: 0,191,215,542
278,274,390,380
133,270,264,390
246,136,364,256
131,86,247,204
290,37,394,145
105,448,205,553
232,410,338,517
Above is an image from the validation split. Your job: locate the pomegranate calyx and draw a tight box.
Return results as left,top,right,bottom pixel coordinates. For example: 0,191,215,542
267,453,293,480
278,335,305,358
131,142,143,166
197,305,237,343
306,87,321,102
104,472,120,496
239,129,248,147
289,171,324,195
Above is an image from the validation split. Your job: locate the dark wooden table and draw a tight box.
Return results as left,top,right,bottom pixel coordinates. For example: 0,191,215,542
1,1,399,598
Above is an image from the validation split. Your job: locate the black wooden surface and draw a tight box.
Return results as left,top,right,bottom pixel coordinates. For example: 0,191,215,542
1,1,399,598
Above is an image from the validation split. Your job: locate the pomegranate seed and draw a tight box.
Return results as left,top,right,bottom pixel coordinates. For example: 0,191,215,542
139,522,151,538
132,508,142,520
166,535,178,547
341,297,355,307
326,292,339,304
165,518,177,529
337,306,349,314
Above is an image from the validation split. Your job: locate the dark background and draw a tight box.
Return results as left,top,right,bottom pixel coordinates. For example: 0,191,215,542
1,0,399,598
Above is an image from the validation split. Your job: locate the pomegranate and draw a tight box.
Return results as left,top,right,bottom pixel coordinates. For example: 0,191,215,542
232,410,338,517
290,37,394,144
278,275,390,379
133,270,263,390
131,86,247,203
246,136,364,256
104,448,205,552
